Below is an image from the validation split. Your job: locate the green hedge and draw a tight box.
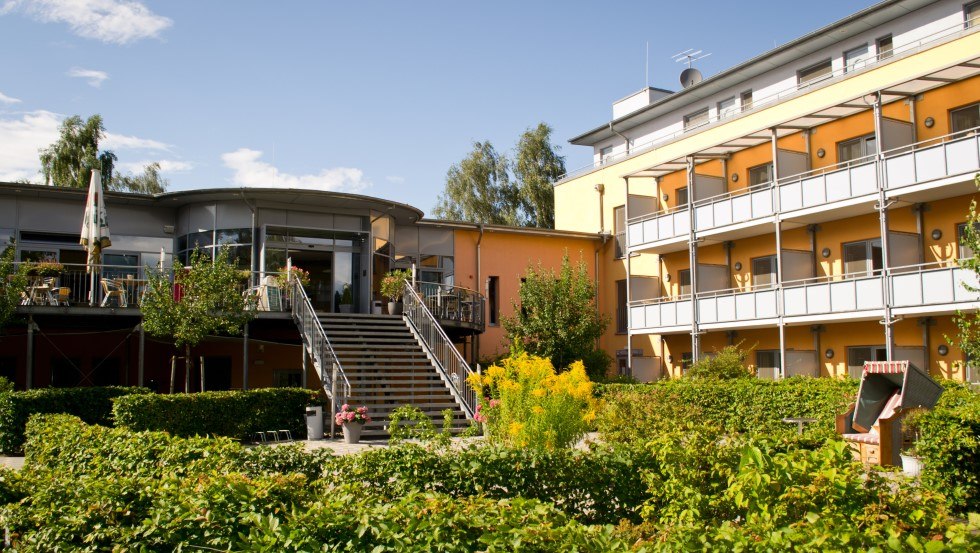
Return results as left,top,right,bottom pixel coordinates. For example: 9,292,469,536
111,388,321,440
914,383,980,514
597,377,858,443
0,386,150,453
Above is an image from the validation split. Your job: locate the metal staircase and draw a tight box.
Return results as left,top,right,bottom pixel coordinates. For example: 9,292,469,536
290,278,474,438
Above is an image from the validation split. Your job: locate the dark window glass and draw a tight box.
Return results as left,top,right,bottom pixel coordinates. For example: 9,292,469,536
740,90,753,111
876,35,893,59
951,103,980,134
683,108,709,130
847,346,887,379
614,206,626,259
679,269,691,296
216,228,252,245
488,276,499,326
838,134,876,163
843,239,882,277
798,59,832,85
675,187,689,208
748,163,773,186
966,1,980,28
752,256,776,288
616,280,628,333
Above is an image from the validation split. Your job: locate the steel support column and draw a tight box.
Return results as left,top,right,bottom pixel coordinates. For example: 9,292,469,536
242,322,250,390
686,157,700,363
771,129,786,378
624,177,634,375
873,93,895,360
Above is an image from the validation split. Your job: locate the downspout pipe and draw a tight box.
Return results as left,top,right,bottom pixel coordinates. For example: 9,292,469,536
475,224,484,365
609,122,630,155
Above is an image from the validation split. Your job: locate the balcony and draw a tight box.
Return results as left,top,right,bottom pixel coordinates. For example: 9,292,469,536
629,262,980,334
883,129,980,196
413,282,485,336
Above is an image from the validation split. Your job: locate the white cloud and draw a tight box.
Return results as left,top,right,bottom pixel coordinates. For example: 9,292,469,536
118,159,192,173
385,175,405,184
0,110,61,182
103,131,170,151
0,91,21,104
67,67,108,87
222,148,370,192
2,0,172,44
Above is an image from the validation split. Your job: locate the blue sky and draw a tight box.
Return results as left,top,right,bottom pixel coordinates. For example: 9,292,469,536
0,0,877,214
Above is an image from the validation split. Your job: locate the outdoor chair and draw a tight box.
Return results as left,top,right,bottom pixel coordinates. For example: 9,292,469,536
53,287,71,306
836,360,943,466
100,279,128,307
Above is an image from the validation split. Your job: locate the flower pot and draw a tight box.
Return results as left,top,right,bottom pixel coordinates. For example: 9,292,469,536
901,454,923,477
342,421,364,444
388,301,403,316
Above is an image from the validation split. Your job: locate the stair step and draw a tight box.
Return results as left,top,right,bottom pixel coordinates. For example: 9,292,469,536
331,343,423,350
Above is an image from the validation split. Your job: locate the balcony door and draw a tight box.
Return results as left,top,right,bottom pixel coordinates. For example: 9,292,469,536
843,239,882,277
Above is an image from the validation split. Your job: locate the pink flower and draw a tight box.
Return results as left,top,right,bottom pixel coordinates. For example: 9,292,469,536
489,399,500,408
341,404,350,411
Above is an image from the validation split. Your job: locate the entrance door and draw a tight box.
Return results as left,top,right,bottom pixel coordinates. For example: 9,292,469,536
290,251,334,311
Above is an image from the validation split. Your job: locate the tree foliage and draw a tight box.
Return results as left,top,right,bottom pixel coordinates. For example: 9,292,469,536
503,253,610,379
141,248,255,389
37,114,167,194
952,174,980,364
687,344,755,380
432,123,564,228
0,241,26,332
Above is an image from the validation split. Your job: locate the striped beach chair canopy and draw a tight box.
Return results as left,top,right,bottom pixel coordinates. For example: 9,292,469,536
852,360,943,432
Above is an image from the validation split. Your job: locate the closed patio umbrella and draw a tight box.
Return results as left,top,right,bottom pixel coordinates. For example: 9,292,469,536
80,168,111,305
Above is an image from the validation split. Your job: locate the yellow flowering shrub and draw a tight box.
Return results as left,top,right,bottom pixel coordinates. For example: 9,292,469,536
468,353,598,450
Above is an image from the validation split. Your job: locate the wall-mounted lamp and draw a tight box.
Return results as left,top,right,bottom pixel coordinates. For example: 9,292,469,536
731,173,739,182
662,193,669,202
924,117,935,128
931,229,943,240
734,261,743,271
825,348,834,359
664,273,672,282
821,247,832,258
667,355,674,364
816,148,826,158
938,344,949,356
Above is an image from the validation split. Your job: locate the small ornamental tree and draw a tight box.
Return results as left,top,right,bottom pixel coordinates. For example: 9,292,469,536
951,174,980,368
687,344,755,380
0,241,26,332
503,253,610,379
141,247,255,392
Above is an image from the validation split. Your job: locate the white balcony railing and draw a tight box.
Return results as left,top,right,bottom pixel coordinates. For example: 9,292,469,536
627,207,689,247
629,262,980,333
777,159,878,212
884,129,980,190
693,183,775,233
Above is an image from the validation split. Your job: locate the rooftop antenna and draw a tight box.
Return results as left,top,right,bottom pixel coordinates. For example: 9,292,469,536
672,48,711,88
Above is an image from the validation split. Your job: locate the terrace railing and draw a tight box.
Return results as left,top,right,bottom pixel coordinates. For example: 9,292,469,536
413,281,485,332
402,279,477,418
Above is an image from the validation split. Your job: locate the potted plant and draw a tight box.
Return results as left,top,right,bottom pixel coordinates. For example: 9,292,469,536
339,283,353,313
380,269,410,315
335,404,372,444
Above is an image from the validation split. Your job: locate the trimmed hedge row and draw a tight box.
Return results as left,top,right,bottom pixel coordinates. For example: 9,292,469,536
112,388,321,440
914,383,980,514
597,377,858,442
0,386,150,453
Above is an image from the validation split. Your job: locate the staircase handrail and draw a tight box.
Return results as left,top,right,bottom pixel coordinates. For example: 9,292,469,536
290,278,350,406
401,279,477,418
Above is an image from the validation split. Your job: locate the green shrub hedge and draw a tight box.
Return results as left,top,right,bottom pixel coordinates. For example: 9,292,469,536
0,386,150,453
5,415,978,551
111,387,321,440
913,383,980,514
597,377,857,443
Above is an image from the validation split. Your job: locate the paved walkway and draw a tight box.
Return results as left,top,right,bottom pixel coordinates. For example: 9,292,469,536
0,456,24,470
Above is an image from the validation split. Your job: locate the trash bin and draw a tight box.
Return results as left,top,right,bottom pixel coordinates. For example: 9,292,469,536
372,300,383,315
305,405,323,440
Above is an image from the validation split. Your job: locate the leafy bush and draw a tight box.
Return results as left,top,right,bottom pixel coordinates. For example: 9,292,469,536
469,354,598,449
112,387,320,440
0,386,150,453
687,344,754,379
911,383,980,514
597,377,857,443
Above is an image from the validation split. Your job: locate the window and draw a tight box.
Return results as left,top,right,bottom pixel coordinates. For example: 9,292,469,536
958,222,979,259
599,146,613,164
683,107,709,130
748,163,774,186
751,255,777,289
717,96,737,119
675,186,689,207
740,90,753,112
966,1,980,28
756,350,781,380
837,134,876,163
488,276,499,326
679,269,691,296
798,59,832,86
680,352,694,375
876,35,893,59
273,370,302,388
843,238,883,277
613,205,626,259
616,280,628,333
843,44,870,73
951,103,980,135
847,345,887,379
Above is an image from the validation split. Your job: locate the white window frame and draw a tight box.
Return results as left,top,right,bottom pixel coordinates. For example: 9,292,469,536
683,107,709,130
843,43,870,73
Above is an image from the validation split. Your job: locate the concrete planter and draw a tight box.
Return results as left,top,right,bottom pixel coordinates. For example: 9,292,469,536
342,421,364,444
